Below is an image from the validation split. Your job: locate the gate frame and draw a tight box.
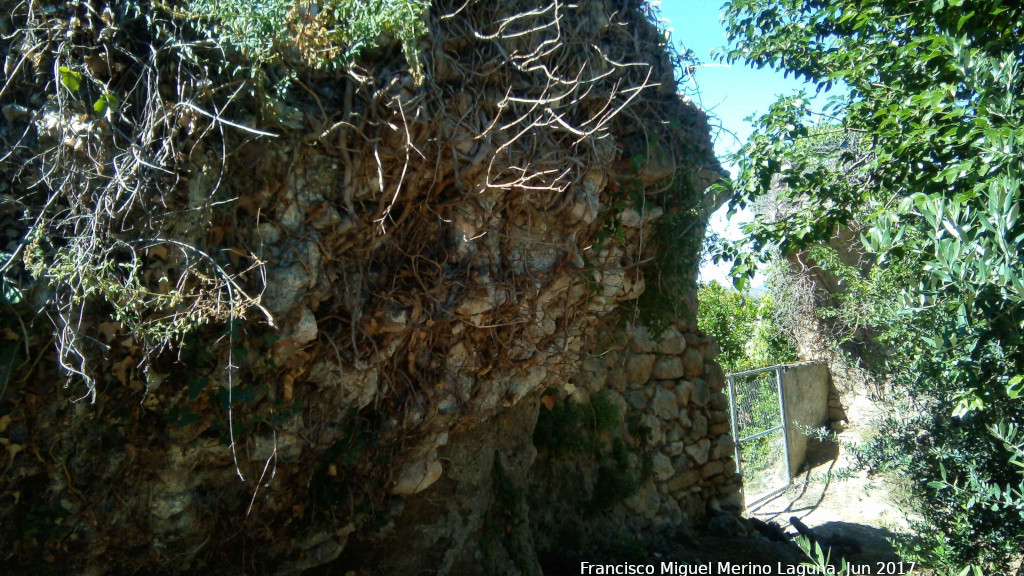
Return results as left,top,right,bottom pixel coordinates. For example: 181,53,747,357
726,364,792,507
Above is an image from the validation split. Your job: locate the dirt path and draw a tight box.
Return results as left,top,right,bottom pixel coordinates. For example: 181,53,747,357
743,390,917,572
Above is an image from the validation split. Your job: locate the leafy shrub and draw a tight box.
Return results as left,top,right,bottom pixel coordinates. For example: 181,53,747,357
184,0,429,78
717,0,1024,571
697,280,797,374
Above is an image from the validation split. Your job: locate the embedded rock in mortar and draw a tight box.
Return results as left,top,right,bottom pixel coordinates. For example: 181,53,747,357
0,0,732,573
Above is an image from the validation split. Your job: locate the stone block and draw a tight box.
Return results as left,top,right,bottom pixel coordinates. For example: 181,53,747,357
706,362,725,392
719,491,744,512
674,380,693,406
680,288,699,316
391,457,443,495
651,356,685,380
701,460,724,479
724,459,737,477
691,380,711,407
690,412,708,439
711,435,735,460
668,469,700,492
643,413,664,445
709,391,729,411
708,409,730,424
685,438,710,465
659,497,684,525
683,347,704,379
709,422,731,436
651,387,678,420
629,325,656,354
654,327,686,355
626,390,647,410
624,353,656,384
676,409,692,430
704,339,721,361
652,452,674,482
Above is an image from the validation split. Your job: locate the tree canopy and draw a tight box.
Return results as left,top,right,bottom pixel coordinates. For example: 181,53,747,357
717,0,1024,572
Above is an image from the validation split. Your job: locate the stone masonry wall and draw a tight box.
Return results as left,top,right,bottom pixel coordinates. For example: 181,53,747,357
589,318,742,525
525,290,743,557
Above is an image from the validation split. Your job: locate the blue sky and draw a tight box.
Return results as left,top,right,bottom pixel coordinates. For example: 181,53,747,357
656,0,818,287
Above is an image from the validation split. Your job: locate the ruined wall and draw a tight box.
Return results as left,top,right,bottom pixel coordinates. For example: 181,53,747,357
780,362,831,476
0,0,734,574
569,322,740,516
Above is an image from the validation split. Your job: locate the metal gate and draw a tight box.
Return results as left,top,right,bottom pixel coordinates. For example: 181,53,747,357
726,365,792,507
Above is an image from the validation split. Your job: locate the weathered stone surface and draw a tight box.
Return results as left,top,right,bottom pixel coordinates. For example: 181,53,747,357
708,409,730,424
657,379,677,390
711,435,735,460
293,306,318,344
391,457,444,495
307,361,379,410
668,469,700,492
691,379,711,407
0,0,736,567
685,438,711,465
683,347,704,379
651,356,685,380
680,288,699,316
709,391,729,411
624,490,662,519
628,325,656,354
675,380,693,406
707,513,747,537
626,390,647,410
624,353,656,384
651,453,675,482
702,460,724,479
704,339,721,361
654,327,686,355
691,412,708,439
719,491,744,512
709,422,732,436
660,497,684,525
676,409,692,431
651,387,678,420
724,459,737,477
706,361,725,392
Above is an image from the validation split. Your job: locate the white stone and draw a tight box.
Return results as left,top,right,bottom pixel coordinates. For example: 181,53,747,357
652,453,674,482
391,456,443,495
293,306,318,344
685,438,711,465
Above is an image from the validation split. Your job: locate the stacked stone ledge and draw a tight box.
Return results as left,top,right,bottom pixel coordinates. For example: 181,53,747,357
572,315,743,530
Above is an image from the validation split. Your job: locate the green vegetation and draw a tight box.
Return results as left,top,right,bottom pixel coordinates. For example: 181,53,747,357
717,0,1024,572
182,0,428,80
697,280,797,374
533,391,652,514
697,281,796,494
0,0,431,401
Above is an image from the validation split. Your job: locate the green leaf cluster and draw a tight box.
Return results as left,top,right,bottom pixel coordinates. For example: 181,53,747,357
184,0,429,80
697,280,797,374
717,0,1024,570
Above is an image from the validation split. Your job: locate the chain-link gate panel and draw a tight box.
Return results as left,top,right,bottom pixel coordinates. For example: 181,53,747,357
727,366,791,506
